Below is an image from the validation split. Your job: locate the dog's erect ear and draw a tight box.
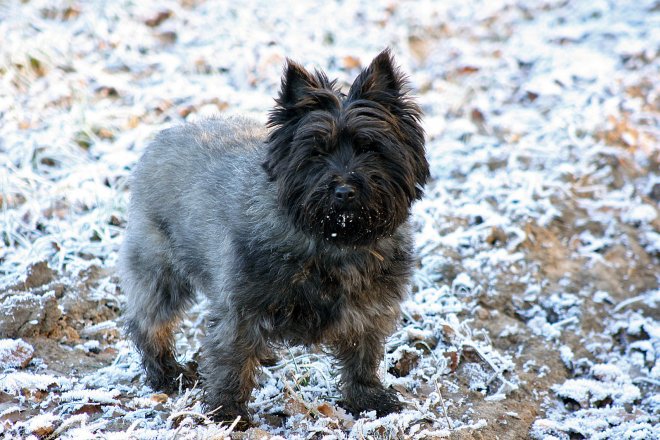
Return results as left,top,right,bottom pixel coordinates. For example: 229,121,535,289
265,60,339,181
347,49,429,200
279,60,320,107
268,60,338,129
347,48,405,101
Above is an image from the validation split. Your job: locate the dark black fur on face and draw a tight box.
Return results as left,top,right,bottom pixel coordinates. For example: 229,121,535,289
263,49,429,246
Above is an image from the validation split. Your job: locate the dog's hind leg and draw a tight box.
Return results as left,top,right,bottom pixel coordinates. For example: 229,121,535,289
121,230,197,393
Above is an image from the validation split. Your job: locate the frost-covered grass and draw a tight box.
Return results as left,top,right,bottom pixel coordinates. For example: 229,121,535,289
1,0,658,439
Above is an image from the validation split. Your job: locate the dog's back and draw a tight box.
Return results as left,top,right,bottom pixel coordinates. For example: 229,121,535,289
121,117,267,286
128,117,266,233
119,117,270,392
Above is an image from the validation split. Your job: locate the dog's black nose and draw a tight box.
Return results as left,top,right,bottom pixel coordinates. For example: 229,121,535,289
335,184,356,203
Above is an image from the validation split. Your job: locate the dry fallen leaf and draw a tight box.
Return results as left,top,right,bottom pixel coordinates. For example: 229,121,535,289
342,56,361,70
150,393,169,404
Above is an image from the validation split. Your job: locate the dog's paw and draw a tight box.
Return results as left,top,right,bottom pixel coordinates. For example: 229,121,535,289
259,352,280,367
146,360,198,394
205,398,252,430
209,411,252,431
179,360,199,387
341,386,404,418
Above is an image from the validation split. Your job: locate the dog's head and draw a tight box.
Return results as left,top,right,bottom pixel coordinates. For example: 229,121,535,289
263,49,429,246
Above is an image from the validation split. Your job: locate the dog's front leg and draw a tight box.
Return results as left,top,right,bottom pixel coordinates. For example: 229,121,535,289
199,316,267,428
332,329,403,417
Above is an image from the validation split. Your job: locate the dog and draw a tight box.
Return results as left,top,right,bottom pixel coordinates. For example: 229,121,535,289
119,48,429,426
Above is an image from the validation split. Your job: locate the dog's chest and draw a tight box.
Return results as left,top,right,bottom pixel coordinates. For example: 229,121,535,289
268,254,382,342
295,255,374,294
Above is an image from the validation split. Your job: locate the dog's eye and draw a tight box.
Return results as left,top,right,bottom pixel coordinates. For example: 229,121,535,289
358,141,378,153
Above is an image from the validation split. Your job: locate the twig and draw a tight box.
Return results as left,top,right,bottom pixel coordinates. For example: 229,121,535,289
551,316,579,328
632,377,660,387
434,379,453,431
46,414,88,440
124,419,144,439
227,415,242,432
485,366,505,387
612,294,651,312
282,379,323,419
461,342,498,372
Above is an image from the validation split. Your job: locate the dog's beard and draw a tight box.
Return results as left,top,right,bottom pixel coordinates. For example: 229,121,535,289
318,209,382,246
291,178,404,246
321,207,374,245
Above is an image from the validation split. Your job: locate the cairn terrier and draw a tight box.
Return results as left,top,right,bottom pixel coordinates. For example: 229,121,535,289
120,48,429,425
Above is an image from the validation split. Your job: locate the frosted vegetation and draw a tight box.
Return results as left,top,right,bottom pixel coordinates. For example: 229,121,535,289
1,0,658,438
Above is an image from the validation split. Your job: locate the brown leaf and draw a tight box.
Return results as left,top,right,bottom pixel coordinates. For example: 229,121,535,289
31,424,55,437
441,324,457,344
73,404,103,416
390,350,420,377
486,226,507,246
96,128,115,140
284,395,309,416
443,351,459,373
145,10,173,27
150,393,169,404
316,402,335,417
178,105,195,118
127,116,140,129
470,108,485,125
408,36,430,62
342,56,361,70
457,65,479,75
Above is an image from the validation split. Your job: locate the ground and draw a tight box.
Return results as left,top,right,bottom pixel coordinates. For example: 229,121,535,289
0,0,658,439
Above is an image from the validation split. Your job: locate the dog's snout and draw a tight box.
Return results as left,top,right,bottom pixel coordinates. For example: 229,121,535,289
334,184,356,203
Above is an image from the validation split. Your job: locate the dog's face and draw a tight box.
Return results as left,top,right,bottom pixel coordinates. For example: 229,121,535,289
263,49,429,246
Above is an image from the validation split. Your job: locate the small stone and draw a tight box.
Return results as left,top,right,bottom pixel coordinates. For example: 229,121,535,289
23,261,56,289
486,227,507,246
475,306,490,320
650,183,660,202
0,338,34,369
